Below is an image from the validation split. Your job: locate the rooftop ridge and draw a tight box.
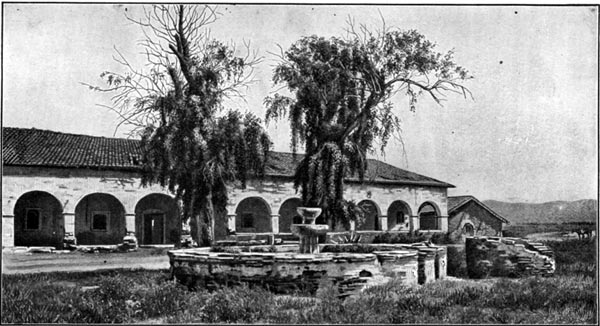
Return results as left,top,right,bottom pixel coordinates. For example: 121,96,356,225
2,126,141,142
2,126,454,188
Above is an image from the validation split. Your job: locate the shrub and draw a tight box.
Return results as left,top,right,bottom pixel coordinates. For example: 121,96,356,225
446,245,468,277
544,239,596,265
202,284,275,323
372,231,428,244
330,232,362,244
2,264,597,324
430,232,453,244
544,238,597,278
136,280,194,319
320,243,376,253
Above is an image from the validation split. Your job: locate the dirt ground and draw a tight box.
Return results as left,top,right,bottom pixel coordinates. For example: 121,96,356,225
2,248,171,274
526,231,595,242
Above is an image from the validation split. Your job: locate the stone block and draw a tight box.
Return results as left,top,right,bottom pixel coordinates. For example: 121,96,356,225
466,236,555,279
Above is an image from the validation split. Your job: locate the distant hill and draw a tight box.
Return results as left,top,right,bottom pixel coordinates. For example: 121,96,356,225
483,199,598,225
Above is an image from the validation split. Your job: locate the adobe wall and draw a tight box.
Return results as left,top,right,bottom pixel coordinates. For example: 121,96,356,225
447,201,503,242
2,166,449,247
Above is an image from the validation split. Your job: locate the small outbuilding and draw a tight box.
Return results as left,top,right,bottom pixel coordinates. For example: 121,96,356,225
447,195,510,242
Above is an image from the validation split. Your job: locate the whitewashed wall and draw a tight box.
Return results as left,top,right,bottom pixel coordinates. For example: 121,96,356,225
2,166,449,247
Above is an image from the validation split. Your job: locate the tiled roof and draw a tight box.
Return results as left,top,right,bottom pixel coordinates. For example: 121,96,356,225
448,195,509,224
2,127,453,187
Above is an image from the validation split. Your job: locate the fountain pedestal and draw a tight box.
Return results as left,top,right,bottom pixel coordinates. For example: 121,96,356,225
291,207,329,254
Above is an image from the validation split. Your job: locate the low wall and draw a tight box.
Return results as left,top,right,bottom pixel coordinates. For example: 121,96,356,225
465,236,555,278
169,243,448,295
320,243,446,284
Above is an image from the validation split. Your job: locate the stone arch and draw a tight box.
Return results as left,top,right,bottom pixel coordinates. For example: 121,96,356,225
357,199,381,231
387,200,412,231
135,193,180,245
278,197,302,233
75,193,126,245
418,201,440,231
235,197,272,233
14,191,64,248
462,222,475,236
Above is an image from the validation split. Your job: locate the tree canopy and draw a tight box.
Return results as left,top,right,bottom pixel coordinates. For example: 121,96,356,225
90,5,271,246
265,19,472,230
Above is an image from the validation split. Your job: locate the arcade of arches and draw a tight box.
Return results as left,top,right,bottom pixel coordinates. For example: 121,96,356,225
8,190,446,247
4,166,449,248
11,191,181,247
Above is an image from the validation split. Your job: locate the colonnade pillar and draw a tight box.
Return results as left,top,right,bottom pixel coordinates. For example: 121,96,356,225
410,215,420,232
227,214,236,233
63,212,75,235
125,213,136,234
271,214,279,234
379,215,388,231
2,215,14,247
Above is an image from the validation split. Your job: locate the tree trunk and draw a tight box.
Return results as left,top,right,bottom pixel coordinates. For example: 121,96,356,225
189,193,214,247
190,213,211,247
175,207,183,249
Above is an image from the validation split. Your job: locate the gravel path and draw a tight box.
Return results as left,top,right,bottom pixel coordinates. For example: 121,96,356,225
2,249,171,274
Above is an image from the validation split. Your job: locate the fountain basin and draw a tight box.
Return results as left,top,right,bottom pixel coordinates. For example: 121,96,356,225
291,207,329,254
169,243,447,296
290,224,329,236
296,207,322,224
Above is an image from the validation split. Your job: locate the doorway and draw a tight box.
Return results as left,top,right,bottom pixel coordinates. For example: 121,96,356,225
143,213,165,244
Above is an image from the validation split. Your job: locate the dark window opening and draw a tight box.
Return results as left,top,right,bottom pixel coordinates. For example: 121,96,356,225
419,204,439,230
463,224,474,236
242,213,254,228
25,209,41,230
420,213,438,230
396,211,406,225
92,213,108,231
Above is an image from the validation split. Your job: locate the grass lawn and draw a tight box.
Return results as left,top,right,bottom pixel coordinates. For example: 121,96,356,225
1,239,597,324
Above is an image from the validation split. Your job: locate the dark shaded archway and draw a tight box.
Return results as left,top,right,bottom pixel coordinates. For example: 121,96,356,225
462,223,475,236
14,191,64,248
418,202,440,230
135,194,180,244
278,197,302,233
235,197,272,233
357,200,380,231
75,193,126,245
387,200,412,231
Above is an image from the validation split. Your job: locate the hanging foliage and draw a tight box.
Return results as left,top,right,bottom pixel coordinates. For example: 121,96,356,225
90,5,271,246
265,18,472,229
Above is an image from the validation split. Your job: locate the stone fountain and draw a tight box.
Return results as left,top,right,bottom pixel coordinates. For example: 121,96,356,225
290,207,329,254
167,206,448,295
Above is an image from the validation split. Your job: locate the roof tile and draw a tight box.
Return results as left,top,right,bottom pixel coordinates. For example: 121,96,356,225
448,195,509,224
2,127,453,187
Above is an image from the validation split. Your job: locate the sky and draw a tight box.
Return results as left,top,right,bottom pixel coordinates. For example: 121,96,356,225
2,4,598,203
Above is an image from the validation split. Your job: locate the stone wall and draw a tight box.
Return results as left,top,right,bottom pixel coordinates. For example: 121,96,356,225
171,243,448,295
3,165,450,247
169,247,423,296
448,201,503,243
465,236,555,278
